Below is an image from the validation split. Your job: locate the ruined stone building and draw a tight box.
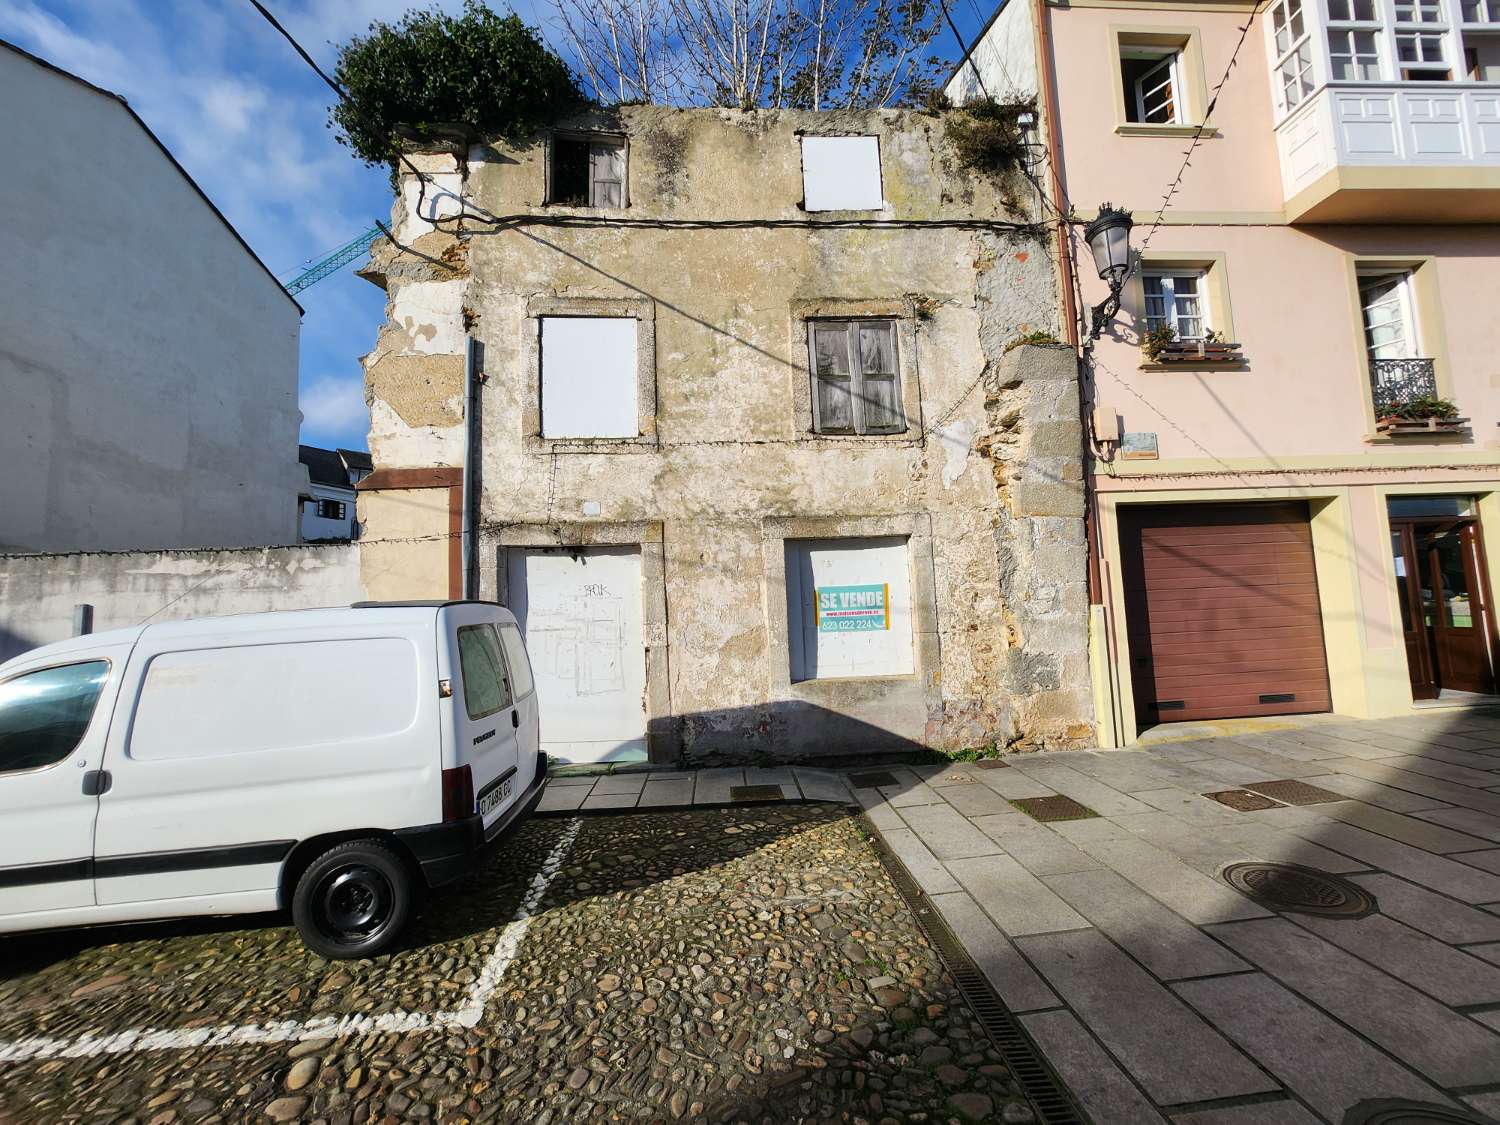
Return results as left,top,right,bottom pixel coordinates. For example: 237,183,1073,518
357,107,1093,765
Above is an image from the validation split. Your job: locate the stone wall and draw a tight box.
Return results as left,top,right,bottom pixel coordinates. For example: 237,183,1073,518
0,545,363,663
360,106,1093,760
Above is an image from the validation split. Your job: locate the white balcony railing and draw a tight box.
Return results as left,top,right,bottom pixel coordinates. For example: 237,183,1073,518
1276,81,1500,200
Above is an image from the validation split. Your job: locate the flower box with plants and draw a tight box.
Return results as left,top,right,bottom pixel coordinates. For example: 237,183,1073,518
1373,397,1469,436
1140,326,1244,367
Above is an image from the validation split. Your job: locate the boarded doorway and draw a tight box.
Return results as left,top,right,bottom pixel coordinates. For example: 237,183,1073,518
506,546,646,763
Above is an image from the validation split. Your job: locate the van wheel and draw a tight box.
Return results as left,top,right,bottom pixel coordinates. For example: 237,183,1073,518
292,840,413,959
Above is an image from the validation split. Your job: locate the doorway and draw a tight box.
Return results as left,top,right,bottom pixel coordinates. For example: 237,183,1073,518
1388,496,1497,700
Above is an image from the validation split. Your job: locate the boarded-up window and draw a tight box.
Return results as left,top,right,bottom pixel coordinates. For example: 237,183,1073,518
550,135,626,207
785,537,914,681
808,320,904,435
540,317,638,438
801,136,883,211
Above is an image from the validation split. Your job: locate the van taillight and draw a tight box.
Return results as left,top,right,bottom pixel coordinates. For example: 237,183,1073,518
442,765,474,821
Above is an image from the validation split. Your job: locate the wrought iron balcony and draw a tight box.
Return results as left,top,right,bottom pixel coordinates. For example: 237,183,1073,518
1370,356,1438,409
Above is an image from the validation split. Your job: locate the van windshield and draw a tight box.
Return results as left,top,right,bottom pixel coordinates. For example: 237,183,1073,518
457,625,514,720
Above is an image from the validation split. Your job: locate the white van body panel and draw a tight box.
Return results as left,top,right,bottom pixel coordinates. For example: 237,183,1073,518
94,613,440,908
0,603,543,939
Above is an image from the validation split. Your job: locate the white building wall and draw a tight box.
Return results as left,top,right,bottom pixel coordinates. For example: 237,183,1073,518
944,0,1040,104
0,45,304,554
301,483,357,541
0,544,363,662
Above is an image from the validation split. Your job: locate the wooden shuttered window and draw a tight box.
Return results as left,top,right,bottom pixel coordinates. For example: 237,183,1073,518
808,320,904,435
589,142,625,208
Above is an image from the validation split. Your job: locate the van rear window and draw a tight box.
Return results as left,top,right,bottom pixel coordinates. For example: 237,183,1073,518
457,625,514,720
498,624,535,700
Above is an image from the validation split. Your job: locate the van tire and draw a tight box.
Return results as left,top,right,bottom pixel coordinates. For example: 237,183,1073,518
291,839,413,959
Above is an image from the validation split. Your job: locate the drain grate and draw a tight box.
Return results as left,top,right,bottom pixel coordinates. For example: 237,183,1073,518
847,770,900,790
1011,796,1098,822
1341,1098,1496,1124
975,759,1011,770
1222,861,1377,919
1244,779,1344,806
729,785,785,802
1204,789,1282,812
861,814,1085,1125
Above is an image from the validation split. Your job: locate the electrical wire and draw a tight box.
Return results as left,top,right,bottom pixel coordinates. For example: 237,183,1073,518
1138,0,1266,253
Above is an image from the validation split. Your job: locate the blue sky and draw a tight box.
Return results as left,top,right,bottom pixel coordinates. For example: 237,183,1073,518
1,0,982,453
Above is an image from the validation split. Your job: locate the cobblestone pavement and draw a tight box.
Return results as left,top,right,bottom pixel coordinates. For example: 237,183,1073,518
0,806,1040,1125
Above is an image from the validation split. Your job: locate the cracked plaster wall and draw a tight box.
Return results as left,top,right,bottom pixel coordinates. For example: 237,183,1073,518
362,107,1094,757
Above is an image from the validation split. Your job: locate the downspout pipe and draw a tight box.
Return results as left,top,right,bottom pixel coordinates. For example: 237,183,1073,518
460,336,484,599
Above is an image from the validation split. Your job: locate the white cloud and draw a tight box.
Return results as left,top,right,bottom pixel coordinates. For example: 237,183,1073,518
300,373,369,439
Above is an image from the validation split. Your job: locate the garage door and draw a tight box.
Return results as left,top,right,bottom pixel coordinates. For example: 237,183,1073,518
1119,502,1332,724
505,546,646,764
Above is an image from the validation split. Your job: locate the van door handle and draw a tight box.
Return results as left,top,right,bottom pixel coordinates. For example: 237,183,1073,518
511,709,520,729
82,770,112,796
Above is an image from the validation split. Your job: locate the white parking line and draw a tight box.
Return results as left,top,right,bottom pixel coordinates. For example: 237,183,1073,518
0,819,582,1064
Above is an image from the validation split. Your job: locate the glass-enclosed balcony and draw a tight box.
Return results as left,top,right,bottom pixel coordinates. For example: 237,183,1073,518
1267,0,1500,221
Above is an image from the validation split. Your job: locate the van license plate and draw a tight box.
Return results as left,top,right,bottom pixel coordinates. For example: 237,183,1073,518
479,776,512,817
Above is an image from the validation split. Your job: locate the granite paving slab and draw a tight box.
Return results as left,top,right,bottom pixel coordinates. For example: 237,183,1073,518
1014,928,1279,1106
1041,869,1250,981
1206,918,1500,1088
1018,1009,1167,1125
1174,972,1455,1121
945,854,1091,937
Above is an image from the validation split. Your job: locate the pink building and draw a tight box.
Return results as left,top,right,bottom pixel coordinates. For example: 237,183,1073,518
950,0,1500,743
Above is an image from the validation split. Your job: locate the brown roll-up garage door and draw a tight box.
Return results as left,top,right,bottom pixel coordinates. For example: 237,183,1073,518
1119,502,1332,724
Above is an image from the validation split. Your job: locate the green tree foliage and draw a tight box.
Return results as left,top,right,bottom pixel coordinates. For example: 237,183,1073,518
331,1,583,165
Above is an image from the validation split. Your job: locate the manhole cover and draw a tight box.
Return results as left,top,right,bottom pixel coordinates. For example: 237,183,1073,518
1343,1098,1497,1124
1010,796,1098,822
975,759,1010,770
1222,861,1377,918
1245,779,1344,806
729,785,785,802
1205,789,1282,811
847,771,899,789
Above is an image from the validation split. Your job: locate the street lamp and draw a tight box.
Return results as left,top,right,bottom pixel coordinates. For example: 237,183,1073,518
1083,204,1134,343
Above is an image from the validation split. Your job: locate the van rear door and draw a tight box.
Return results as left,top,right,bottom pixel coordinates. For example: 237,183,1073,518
438,606,521,834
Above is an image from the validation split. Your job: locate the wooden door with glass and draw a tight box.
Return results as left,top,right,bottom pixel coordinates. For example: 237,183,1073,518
1389,496,1496,700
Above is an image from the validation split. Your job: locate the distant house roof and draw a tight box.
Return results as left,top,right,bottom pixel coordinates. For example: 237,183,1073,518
338,448,374,473
0,37,301,313
300,444,358,490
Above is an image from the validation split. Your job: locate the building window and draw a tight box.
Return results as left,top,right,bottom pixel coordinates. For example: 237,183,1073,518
800,136,883,211
784,537,914,681
1462,0,1500,22
315,499,347,521
539,316,639,438
1271,0,1315,108
807,320,904,435
1122,47,1183,123
549,134,626,208
1394,0,1452,76
1328,27,1383,78
1359,270,1420,360
1143,271,1208,340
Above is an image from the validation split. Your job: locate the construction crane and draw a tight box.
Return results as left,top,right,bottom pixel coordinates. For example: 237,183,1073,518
283,225,383,295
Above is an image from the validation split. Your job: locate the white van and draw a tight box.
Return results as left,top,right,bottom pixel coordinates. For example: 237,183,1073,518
0,601,546,958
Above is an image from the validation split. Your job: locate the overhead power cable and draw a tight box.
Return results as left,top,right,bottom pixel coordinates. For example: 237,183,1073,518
1138,0,1266,252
